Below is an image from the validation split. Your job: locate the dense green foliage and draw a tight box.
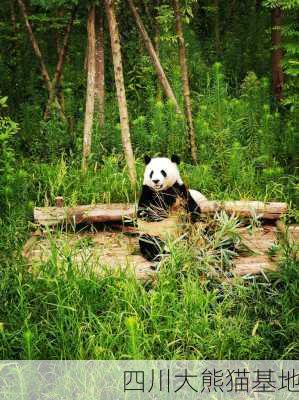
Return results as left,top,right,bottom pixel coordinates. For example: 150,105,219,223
0,0,298,360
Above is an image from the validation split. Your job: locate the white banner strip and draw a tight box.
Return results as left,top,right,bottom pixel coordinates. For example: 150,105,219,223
0,361,298,399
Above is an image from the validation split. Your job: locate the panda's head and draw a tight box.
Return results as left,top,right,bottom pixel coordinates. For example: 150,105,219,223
143,154,183,191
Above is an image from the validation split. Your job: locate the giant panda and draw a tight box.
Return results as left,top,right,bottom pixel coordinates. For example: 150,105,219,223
137,154,207,260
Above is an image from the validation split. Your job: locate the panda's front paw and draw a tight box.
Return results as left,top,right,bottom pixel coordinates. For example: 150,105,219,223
139,234,167,261
190,208,201,223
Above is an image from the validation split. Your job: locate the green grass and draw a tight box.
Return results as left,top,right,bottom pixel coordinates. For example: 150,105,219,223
0,155,298,360
0,234,298,360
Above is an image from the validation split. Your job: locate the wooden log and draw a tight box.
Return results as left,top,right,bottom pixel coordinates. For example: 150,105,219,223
276,221,299,243
237,225,277,255
34,200,287,226
34,203,136,226
199,200,287,220
234,256,277,276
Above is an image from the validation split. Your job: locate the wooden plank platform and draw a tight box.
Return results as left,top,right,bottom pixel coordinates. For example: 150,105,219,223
23,223,299,280
23,231,156,281
24,199,296,281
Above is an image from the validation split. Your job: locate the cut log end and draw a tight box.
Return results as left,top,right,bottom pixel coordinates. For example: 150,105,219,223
55,196,64,207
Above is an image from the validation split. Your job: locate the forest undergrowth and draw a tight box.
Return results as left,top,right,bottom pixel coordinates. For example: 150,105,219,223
1,64,298,360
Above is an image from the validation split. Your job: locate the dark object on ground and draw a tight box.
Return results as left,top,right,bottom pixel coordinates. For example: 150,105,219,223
139,234,168,261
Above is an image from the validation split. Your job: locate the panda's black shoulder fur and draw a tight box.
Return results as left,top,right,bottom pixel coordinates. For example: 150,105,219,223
137,182,200,220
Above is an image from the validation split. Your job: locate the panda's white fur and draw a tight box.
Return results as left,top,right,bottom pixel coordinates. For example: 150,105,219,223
143,156,207,204
189,189,207,204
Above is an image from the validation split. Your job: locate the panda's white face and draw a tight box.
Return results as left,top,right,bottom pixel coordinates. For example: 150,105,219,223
143,157,183,191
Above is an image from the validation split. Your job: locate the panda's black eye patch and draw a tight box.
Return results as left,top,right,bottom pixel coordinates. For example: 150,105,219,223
161,170,167,177
150,170,153,179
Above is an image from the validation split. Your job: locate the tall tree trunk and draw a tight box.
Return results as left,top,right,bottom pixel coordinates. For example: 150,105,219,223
172,0,197,163
127,0,181,114
95,6,105,127
105,0,136,188
44,6,77,120
271,7,284,102
82,5,96,172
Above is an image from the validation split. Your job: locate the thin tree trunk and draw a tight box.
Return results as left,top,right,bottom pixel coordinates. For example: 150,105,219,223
55,9,65,54
172,0,197,163
105,0,136,188
95,5,105,127
55,10,66,115
154,0,162,100
17,0,52,92
271,7,284,102
17,0,66,121
44,6,77,119
127,0,181,114
82,5,96,172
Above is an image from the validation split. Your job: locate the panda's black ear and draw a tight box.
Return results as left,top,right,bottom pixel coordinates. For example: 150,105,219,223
144,155,151,165
171,154,180,164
